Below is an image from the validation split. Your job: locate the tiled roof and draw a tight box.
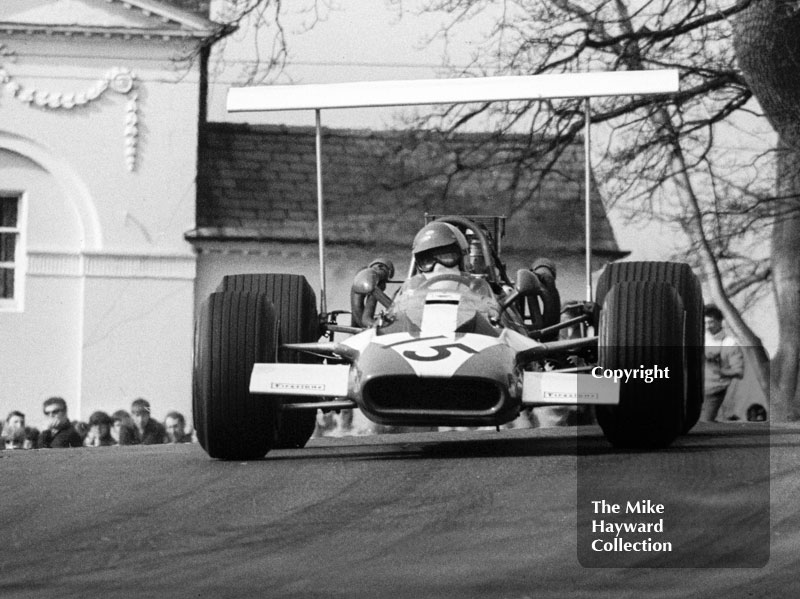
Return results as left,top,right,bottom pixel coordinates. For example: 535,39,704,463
0,0,220,37
160,0,210,18
193,122,625,256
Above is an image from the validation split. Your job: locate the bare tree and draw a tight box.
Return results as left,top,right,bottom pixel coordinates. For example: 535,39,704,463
208,0,335,85
733,1,800,420
388,0,783,409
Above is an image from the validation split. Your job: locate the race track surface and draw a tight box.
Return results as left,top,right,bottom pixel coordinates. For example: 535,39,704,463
0,423,794,599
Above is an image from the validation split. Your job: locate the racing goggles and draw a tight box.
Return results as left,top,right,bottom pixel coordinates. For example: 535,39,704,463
415,247,462,273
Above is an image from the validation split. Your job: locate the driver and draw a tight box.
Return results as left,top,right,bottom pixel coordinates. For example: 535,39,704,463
412,221,469,280
392,221,501,327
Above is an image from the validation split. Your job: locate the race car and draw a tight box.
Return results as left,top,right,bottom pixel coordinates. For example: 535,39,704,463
193,213,703,460
194,70,698,460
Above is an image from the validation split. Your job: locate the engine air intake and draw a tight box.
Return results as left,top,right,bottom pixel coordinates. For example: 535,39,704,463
364,376,503,413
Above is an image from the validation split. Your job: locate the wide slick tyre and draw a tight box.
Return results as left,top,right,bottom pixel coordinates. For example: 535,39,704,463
596,261,703,433
595,281,687,449
193,291,278,460
219,274,320,449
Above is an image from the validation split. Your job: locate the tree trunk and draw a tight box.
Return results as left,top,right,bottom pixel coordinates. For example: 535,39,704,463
771,143,800,420
733,1,800,420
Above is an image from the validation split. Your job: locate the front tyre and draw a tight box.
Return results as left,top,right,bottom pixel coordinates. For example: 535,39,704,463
595,281,687,449
194,291,278,460
596,261,703,433
218,274,321,449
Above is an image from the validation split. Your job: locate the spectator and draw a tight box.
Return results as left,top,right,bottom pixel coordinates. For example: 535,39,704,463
5,410,25,431
84,411,116,447
23,426,39,449
130,398,166,444
37,397,82,448
702,304,744,422
164,411,193,443
3,425,26,450
111,410,137,445
73,420,90,443
2,411,26,449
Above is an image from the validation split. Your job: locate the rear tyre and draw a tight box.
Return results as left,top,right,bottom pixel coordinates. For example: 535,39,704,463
219,274,321,449
596,261,703,433
193,291,278,460
595,281,687,449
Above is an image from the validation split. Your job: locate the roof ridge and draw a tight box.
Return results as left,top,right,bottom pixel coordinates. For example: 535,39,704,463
105,0,217,30
0,0,228,38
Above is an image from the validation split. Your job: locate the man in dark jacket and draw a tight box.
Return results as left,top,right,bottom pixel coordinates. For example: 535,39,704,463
164,411,193,444
37,397,82,448
131,398,166,444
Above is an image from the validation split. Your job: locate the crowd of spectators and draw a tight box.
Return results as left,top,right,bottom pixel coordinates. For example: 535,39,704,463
1,397,194,450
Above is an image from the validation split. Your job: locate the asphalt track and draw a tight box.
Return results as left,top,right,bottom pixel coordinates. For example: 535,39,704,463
0,422,795,599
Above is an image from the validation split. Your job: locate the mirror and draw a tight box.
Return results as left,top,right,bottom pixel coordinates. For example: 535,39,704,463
499,269,541,314
351,268,379,295
514,268,540,296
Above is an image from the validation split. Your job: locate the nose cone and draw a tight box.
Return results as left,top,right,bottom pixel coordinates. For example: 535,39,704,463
354,335,520,427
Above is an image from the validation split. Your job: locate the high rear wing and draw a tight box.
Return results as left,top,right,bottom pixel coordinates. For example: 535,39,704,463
226,70,680,314
227,71,678,112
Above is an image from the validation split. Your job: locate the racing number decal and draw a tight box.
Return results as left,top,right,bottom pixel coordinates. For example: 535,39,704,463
383,335,482,364
402,343,478,362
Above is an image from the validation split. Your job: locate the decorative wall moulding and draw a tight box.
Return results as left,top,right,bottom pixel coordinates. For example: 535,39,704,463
0,62,140,172
27,251,196,281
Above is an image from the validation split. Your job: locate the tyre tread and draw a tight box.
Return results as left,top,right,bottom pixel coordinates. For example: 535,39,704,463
596,281,686,448
194,291,277,460
219,274,320,449
596,261,703,432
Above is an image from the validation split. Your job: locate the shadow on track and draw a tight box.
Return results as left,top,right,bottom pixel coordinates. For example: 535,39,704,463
257,422,772,463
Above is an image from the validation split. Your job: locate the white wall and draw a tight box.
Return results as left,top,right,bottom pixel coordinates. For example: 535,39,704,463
0,149,84,422
0,32,202,429
194,241,602,323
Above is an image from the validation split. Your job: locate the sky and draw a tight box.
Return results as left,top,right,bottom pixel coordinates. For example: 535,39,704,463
206,0,484,128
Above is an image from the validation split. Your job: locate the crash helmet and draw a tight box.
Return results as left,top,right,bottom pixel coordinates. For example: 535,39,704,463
412,222,468,272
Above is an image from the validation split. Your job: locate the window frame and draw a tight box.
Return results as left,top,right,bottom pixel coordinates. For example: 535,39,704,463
0,191,26,312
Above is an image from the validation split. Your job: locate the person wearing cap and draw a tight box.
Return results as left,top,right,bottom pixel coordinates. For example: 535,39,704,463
130,398,167,444
36,397,82,448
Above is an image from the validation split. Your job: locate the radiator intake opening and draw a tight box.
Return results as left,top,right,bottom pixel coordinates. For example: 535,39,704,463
364,376,502,412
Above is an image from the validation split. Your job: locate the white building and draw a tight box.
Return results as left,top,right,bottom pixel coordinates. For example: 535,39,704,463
0,0,225,429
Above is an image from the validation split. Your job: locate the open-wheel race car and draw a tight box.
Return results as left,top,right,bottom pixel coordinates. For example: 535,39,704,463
193,211,704,459
193,70,702,460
